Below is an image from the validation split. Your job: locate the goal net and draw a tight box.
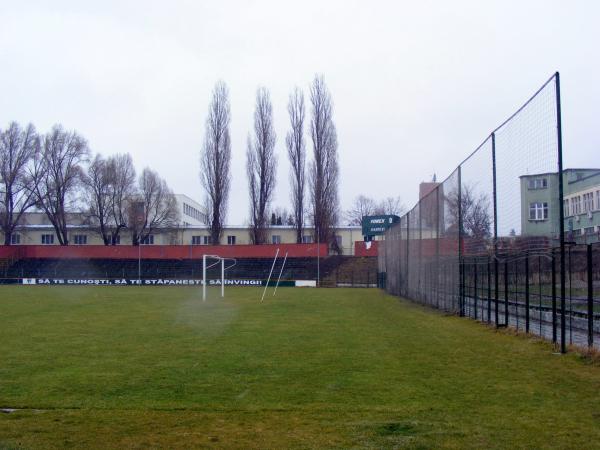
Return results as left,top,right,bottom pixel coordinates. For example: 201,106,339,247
202,254,236,301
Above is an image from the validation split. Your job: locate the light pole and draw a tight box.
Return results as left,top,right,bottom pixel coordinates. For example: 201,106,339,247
317,229,320,287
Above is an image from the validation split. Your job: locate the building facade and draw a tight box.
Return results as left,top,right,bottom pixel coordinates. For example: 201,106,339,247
175,194,208,227
520,168,600,243
2,214,363,255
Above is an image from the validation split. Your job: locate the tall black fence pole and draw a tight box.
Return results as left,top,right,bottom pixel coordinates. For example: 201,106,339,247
504,260,509,327
555,72,567,354
492,132,499,327
418,200,423,303
400,219,404,294
515,260,519,330
487,257,492,323
406,211,410,298
458,165,464,317
474,261,478,320
495,260,499,326
525,254,530,333
552,252,557,344
436,186,441,309
538,255,543,336
588,244,594,348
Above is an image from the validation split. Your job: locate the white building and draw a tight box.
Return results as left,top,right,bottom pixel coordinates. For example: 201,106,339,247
174,194,208,227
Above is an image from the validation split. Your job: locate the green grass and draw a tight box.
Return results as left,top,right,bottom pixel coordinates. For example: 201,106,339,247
1,286,600,449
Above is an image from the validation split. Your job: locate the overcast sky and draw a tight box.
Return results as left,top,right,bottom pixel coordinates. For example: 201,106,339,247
1,1,598,225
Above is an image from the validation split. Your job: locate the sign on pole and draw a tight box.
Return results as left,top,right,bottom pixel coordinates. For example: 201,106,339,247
361,215,400,237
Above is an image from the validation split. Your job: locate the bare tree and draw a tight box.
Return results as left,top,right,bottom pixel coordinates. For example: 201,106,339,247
309,75,339,246
375,196,405,216
129,168,179,245
286,87,306,243
344,195,377,226
0,122,39,245
247,87,277,244
345,194,406,226
82,153,136,245
445,183,492,240
82,154,113,244
106,153,136,245
201,81,232,245
31,125,89,245
270,206,293,226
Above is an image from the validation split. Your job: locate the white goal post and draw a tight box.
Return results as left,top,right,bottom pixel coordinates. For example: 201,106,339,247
202,254,236,301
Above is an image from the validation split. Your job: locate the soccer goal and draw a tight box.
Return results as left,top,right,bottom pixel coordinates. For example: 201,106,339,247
202,254,236,301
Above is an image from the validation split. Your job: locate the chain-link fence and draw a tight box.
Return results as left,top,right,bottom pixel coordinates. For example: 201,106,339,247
379,73,599,353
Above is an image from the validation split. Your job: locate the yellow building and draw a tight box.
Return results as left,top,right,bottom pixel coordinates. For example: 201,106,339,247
3,213,363,256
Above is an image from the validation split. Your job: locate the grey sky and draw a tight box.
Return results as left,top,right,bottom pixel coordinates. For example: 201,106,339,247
1,1,598,225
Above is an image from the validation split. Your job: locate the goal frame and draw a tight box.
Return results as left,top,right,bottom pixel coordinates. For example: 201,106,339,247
202,254,225,301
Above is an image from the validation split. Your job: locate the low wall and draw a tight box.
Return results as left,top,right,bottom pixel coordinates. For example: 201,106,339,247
355,241,378,257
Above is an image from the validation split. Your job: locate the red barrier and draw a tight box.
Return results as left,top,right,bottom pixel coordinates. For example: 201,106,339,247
0,243,327,260
355,241,378,257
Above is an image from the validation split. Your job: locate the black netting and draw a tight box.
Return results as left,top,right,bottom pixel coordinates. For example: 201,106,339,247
379,74,600,352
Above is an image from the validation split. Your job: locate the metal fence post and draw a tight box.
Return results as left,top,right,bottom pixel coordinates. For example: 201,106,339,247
405,211,410,298
491,132,499,327
398,227,402,295
515,260,519,330
436,186,441,309
552,252,557,344
504,260,509,327
538,255,543,336
487,257,492,324
458,165,464,317
587,244,594,348
555,72,567,354
474,261,478,320
525,254,530,333
418,200,423,303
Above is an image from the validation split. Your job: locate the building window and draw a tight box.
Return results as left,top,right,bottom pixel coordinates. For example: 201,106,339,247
529,202,548,221
584,226,595,235
41,234,54,244
302,235,313,244
183,202,204,222
203,235,212,245
583,192,594,213
563,199,570,217
10,234,20,245
528,178,547,190
192,235,202,245
272,235,281,244
571,196,581,215
141,235,154,245
227,235,236,245
596,191,600,211
73,235,87,245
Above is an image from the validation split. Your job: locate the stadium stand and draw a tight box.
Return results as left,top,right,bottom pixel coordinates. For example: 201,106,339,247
2,255,378,286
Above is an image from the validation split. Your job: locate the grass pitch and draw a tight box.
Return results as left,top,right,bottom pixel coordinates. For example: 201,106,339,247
1,286,600,449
